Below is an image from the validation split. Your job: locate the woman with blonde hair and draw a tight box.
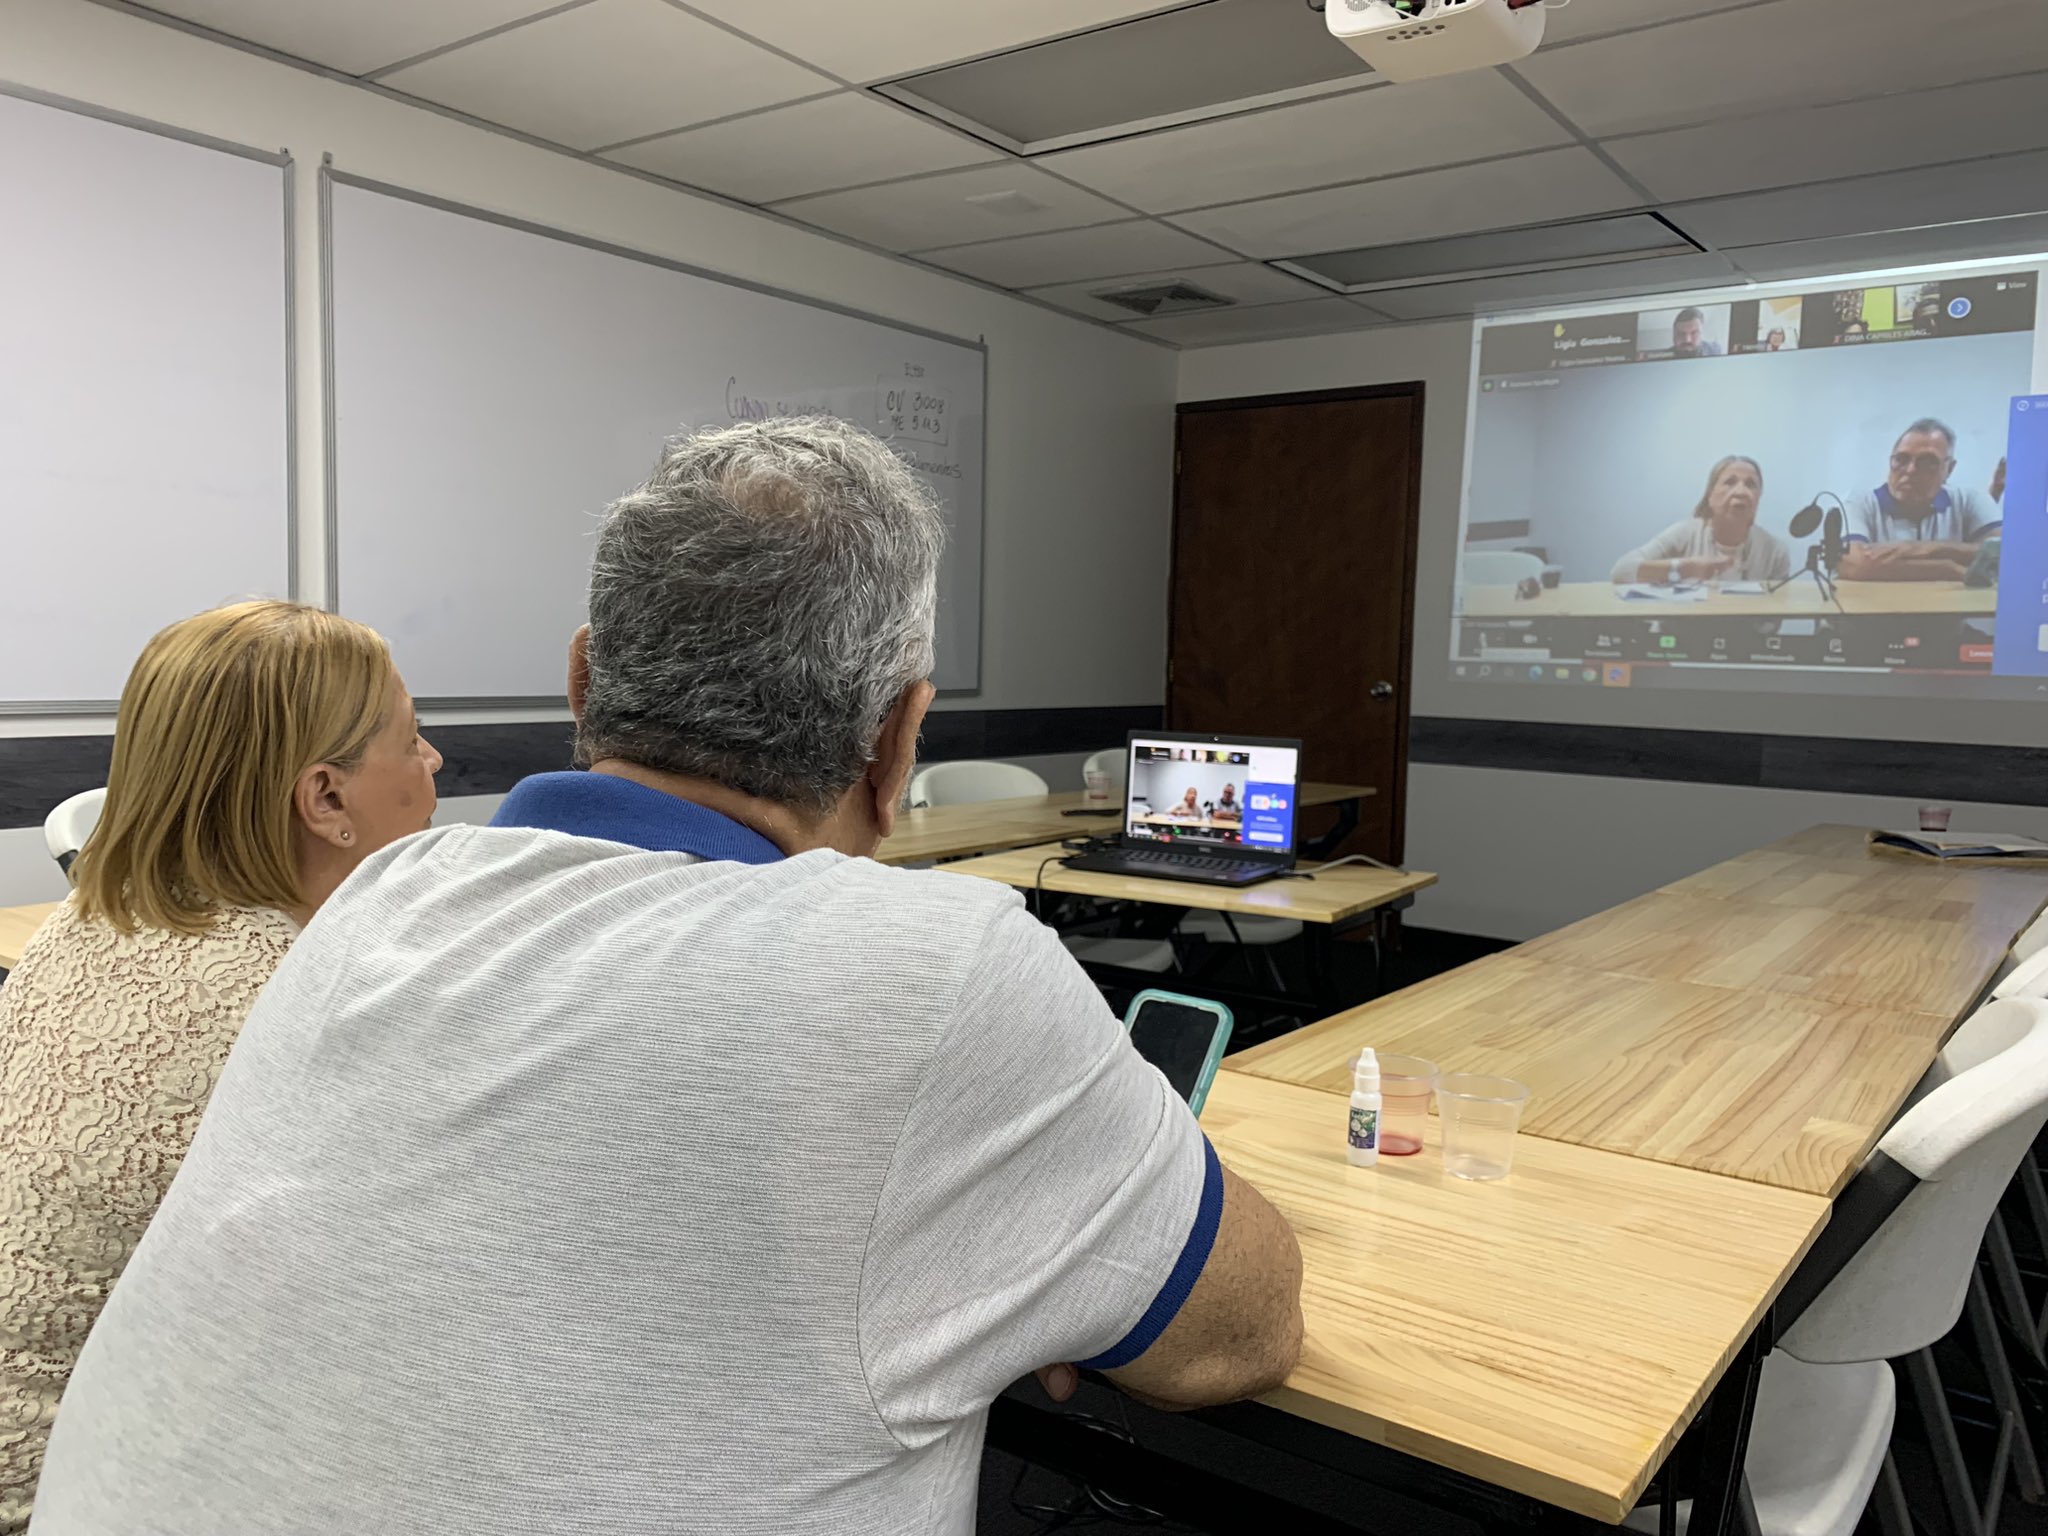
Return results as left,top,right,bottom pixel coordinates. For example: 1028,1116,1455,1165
0,600,440,1528
1609,454,1794,586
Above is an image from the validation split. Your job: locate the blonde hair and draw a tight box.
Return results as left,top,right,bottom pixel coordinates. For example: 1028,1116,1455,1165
72,601,393,935
1692,455,1764,521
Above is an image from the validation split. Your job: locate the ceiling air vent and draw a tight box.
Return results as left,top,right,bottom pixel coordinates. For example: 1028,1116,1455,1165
1091,280,1236,317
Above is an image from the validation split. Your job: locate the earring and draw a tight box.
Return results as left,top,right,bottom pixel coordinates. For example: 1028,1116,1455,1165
339,830,353,844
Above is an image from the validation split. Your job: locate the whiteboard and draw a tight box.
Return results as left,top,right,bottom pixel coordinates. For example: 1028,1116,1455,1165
0,87,293,710
326,174,986,702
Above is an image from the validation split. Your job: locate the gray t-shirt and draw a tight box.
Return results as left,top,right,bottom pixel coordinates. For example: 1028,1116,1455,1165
32,813,1210,1534
1844,484,2001,545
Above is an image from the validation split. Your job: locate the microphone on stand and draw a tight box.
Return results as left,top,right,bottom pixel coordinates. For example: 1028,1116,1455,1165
1822,506,1843,574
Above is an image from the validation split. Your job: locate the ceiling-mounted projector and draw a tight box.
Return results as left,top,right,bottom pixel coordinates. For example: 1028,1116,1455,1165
1325,0,1546,81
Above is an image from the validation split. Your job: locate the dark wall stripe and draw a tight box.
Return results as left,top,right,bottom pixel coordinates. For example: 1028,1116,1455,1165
0,705,1163,830
1411,716,2048,807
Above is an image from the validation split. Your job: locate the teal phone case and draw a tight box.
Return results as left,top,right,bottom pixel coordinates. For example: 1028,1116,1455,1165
1123,988,1235,1117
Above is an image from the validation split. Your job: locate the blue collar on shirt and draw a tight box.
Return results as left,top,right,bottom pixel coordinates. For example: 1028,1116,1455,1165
489,771,785,864
1874,484,1953,518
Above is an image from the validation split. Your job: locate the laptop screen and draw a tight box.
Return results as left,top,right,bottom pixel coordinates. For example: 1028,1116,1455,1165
1125,738,1301,854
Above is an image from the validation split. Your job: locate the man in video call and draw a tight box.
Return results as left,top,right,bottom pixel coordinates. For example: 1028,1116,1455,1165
1838,417,2003,582
1671,307,1722,358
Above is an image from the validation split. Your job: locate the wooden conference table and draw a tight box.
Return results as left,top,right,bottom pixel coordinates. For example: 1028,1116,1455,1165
1461,579,1996,621
998,825,2048,1529
874,781,1372,867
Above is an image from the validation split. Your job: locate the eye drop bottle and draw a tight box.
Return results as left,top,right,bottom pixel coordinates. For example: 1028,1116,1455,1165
1348,1048,1382,1167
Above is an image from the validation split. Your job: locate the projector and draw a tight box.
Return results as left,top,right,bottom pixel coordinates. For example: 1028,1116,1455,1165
1325,0,1546,82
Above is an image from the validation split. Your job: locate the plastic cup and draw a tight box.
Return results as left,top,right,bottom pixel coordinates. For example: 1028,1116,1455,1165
1375,1053,1438,1157
1438,1074,1531,1181
1919,805,1953,832
1084,770,1112,803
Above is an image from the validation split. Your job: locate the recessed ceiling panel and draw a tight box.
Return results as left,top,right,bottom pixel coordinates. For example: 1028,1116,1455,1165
1169,147,1639,258
1537,0,1758,45
1279,212,1697,293
379,0,830,151
1039,70,1570,214
878,0,1371,152
684,0,1190,85
1604,73,2048,205
919,220,1234,287
1669,148,2048,251
1360,250,1741,321
606,93,995,204
1519,0,2048,138
130,0,564,75
1728,213,2048,282
772,162,1130,250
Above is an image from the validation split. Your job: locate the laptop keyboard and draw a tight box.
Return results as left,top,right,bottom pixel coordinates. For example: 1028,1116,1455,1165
1117,849,1256,872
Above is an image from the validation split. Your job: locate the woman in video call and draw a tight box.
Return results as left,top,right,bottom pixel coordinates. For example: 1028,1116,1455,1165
1609,454,1793,586
1167,787,1202,819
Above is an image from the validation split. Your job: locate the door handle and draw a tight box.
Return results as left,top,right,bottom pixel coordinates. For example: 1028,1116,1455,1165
1370,681,1394,700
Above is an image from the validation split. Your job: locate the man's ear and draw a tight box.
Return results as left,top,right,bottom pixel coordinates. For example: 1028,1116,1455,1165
868,679,936,839
568,626,593,728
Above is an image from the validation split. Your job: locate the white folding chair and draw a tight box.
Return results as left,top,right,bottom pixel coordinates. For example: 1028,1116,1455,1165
1080,748,1126,801
44,787,107,879
1460,550,1545,587
907,760,1049,807
1630,996,2048,1536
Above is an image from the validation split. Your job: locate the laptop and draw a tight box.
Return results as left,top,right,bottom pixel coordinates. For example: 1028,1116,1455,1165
1064,731,1302,887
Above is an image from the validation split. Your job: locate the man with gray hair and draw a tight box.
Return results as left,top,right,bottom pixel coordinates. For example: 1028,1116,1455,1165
1839,416,2003,582
32,418,1303,1536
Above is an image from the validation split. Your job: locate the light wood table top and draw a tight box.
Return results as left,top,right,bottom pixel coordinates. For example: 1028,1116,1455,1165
943,841,1433,924
0,901,62,971
1460,579,1995,620
875,782,1372,868
1204,1071,1830,1521
1227,826,2048,1196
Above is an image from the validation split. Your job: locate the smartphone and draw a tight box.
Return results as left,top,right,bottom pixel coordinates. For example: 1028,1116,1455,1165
1123,990,1234,1117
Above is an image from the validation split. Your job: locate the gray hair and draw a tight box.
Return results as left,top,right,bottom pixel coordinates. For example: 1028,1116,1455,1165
578,416,945,813
1897,417,1957,453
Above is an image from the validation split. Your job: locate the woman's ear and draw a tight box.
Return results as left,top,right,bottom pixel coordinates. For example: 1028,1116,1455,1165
293,761,354,849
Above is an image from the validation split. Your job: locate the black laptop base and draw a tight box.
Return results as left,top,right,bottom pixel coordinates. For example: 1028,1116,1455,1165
1063,847,1287,887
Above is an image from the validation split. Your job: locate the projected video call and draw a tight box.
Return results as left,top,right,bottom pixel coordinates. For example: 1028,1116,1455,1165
1451,264,2048,698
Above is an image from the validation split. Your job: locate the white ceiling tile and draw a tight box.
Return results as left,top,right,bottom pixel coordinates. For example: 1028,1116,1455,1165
379,0,831,151
1167,148,1640,258
684,0,1185,84
1538,0,1760,45
1359,251,1741,320
1729,212,2048,282
1122,296,1385,346
1519,0,2048,138
1604,74,2048,204
772,163,1130,251
1669,148,2048,250
131,0,563,75
1038,72,1571,214
920,220,1234,287
605,93,995,203
1029,262,1328,320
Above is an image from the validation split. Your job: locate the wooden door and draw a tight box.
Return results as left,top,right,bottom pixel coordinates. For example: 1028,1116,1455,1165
1169,386,1423,863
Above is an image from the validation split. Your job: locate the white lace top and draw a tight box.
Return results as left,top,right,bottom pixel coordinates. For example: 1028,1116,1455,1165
0,896,297,1531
